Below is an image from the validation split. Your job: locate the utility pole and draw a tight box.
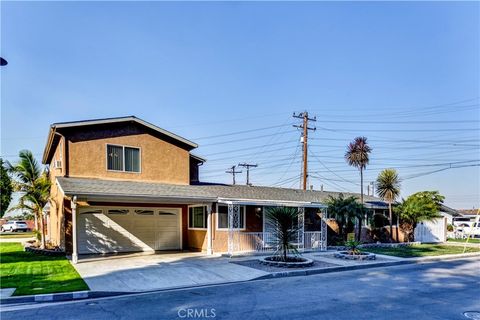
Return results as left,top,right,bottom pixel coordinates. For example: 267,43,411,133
370,181,375,196
238,163,258,186
226,165,242,185
293,111,316,190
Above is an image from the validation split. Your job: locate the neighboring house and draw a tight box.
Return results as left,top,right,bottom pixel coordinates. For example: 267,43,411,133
43,116,385,262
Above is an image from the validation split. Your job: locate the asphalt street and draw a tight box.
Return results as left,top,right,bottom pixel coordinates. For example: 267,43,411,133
2,258,479,320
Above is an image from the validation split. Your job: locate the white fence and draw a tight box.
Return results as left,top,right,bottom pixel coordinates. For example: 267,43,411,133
414,218,447,243
232,231,325,253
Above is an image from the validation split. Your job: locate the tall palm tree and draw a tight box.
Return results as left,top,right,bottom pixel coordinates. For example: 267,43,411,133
8,150,51,248
376,169,401,241
345,136,371,239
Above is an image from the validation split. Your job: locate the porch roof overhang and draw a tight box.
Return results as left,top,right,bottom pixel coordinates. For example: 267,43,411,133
217,198,327,208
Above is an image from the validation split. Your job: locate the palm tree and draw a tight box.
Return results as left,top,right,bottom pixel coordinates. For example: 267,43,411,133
345,137,371,239
325,194,366,242
8,150,51,248
376,169,401,241
396,191,444,241
264,207,301,261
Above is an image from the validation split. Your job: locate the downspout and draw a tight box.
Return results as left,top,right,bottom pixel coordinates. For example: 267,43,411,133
71,195,78,264
206,203,213,255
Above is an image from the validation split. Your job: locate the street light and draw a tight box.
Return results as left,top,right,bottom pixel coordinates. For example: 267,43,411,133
0,57,8,66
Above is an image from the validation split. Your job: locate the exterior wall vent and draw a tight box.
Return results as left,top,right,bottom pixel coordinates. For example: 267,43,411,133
54,160,62,169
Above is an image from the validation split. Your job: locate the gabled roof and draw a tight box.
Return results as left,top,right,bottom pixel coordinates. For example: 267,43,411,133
56,176,384,207
42,116,198,164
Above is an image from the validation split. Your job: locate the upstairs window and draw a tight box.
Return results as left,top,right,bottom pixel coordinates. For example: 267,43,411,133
107,144,140,173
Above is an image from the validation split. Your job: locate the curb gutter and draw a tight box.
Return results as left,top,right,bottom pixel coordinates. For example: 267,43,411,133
1,253,478,306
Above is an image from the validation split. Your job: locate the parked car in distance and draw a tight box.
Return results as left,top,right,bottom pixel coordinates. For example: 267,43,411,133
1,221,30,232
456,222,480,238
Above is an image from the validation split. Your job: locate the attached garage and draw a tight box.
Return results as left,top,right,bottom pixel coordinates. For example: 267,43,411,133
78,206,181,254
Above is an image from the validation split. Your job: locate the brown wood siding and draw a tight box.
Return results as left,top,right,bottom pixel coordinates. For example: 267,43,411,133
211,205,264,253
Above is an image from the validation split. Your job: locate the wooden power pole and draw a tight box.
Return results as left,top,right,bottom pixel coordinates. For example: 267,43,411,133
238,163,258,186
293,111,316,190
226,165,242,185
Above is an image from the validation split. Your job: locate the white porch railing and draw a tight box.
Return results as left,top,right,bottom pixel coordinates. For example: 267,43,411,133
231,231,325,253
304,231,325,251
234,232,274,253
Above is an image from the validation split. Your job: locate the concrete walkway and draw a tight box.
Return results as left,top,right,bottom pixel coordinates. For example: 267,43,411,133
0,237,34,243
73,252,269,292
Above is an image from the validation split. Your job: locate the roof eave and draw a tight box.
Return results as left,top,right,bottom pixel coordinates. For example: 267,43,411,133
52,116,198,150
63,191,217,204
42,126,56,164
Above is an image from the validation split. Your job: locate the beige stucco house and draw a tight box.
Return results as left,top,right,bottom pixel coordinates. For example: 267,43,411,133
43,116,383,262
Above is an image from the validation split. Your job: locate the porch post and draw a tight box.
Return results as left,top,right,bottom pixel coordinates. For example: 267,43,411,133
206,204,213,255
227,203,240,256
71,196,78,264
320,207,328,251
298,206,305,252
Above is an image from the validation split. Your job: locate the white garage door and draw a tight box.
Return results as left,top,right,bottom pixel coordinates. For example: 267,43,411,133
78,207,181,254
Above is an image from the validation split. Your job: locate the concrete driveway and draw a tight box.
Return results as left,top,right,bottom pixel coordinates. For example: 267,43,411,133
72,252,268,292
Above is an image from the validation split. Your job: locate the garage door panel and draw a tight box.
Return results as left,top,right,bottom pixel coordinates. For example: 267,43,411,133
78,213,151,254
78,207,181,254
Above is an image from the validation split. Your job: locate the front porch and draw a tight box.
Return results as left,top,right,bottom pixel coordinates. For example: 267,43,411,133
219,200,328,256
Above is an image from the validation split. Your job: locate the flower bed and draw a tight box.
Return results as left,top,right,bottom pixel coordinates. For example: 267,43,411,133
329,242,421,251
333,251,376,260
24,243,65,256
259,256,314,268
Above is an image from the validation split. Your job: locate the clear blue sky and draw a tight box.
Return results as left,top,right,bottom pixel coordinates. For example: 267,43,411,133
1,1,479,209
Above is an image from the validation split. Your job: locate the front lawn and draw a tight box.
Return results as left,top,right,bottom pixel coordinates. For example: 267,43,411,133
362,244,480,258
447,238,480,244
0,232,34,238
0,242,88,296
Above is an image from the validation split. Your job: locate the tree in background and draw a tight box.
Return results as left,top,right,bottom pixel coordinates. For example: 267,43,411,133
0,158,13,218
345,136,371,236
376,168,401,242
8,150,51,248
396,191,444,242
326,194,366,241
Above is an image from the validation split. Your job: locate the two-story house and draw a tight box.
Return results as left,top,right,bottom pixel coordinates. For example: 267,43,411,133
43,116,383,263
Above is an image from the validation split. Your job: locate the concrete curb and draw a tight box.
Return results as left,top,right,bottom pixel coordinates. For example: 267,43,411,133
0,291,127,305
1,253,478,306
257,252,480,280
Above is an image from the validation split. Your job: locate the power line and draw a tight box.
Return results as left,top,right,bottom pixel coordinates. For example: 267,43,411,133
273,140,301,185
238,163,258,186
317,126,480,133
309,147,360,186
193,123,293,140
200,130,295,147
225,165,242,185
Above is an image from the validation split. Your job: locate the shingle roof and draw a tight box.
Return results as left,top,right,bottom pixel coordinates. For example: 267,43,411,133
57,177,384,206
